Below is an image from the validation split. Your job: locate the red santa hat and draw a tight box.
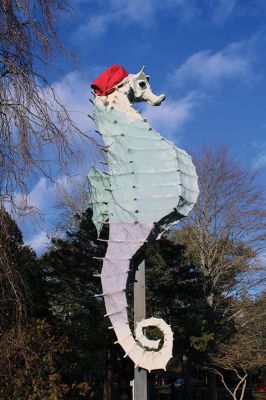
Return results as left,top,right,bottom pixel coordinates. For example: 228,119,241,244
91,65,129,96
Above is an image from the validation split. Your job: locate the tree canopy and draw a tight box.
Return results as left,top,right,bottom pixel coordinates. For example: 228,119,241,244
0,147,265,400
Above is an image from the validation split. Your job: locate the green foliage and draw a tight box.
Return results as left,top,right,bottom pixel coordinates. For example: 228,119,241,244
40,209,133,397
0,209,48,325
0,318,94,399
40,209,109,378
143,230,255,375
0,319,71,400
144,237,209,371
190,332,214,352
0,205,263,398
0,210,98,399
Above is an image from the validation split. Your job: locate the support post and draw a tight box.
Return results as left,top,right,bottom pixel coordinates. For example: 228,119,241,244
133,260,147,400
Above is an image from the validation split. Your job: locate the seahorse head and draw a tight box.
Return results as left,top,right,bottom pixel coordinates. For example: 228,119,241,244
126,66,166,106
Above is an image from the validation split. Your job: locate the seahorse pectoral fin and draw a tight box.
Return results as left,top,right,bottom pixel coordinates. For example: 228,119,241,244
152,148,200,237
175,147,200,217
88,166,111,236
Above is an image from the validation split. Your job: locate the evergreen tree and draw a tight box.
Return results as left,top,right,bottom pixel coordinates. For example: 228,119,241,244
0,210,73,399
41,209,133,399
143,231,259,398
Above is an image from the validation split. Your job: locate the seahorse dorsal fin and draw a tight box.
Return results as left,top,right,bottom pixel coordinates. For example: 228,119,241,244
135,66,145,77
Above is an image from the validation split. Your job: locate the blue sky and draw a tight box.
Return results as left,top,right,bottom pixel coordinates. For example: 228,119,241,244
18,0,266,254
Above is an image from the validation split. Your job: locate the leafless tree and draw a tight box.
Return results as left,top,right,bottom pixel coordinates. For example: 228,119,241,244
0,0,93,373
177,146,266,306
0,0,92,207
174,146,266,399
210,293,266,400
53,173,90,234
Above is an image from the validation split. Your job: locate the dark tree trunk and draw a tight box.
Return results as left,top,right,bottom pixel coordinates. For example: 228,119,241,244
117,351,132,400
206,288,217,400
208,371,217,400
103,347,114,400
184,361,192,400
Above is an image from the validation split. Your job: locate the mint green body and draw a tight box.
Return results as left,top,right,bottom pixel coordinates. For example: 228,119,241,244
88,105,199,235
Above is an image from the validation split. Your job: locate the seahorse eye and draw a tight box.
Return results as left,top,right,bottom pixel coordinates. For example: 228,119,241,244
139,81,146,88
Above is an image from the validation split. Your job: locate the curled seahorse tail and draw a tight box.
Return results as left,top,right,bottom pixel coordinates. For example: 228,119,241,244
100,222,173,371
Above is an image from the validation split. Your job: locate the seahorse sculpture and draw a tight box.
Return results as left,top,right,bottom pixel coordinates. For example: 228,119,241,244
88,65,199,372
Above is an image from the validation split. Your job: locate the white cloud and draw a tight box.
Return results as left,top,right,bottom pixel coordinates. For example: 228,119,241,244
25,175,84,213
76,0,156,36
173,39,258,89
141,91,204,138
73,0,247,38
11,174,86,228
210,0,237,24
253,152,266,170
4,177,55,219
51,71,94,133
48,69,104,166
76,0,236,37
15,174,88,254
71,0,266,41
8,69,103,254
27,177,56,210
252,137,266,170
25,230,50,255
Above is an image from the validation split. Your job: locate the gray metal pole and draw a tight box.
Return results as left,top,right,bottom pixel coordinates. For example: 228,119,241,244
133,260,147,400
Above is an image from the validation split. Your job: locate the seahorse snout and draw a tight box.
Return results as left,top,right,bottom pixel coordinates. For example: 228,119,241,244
153,93,166,106
145,92,166,106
